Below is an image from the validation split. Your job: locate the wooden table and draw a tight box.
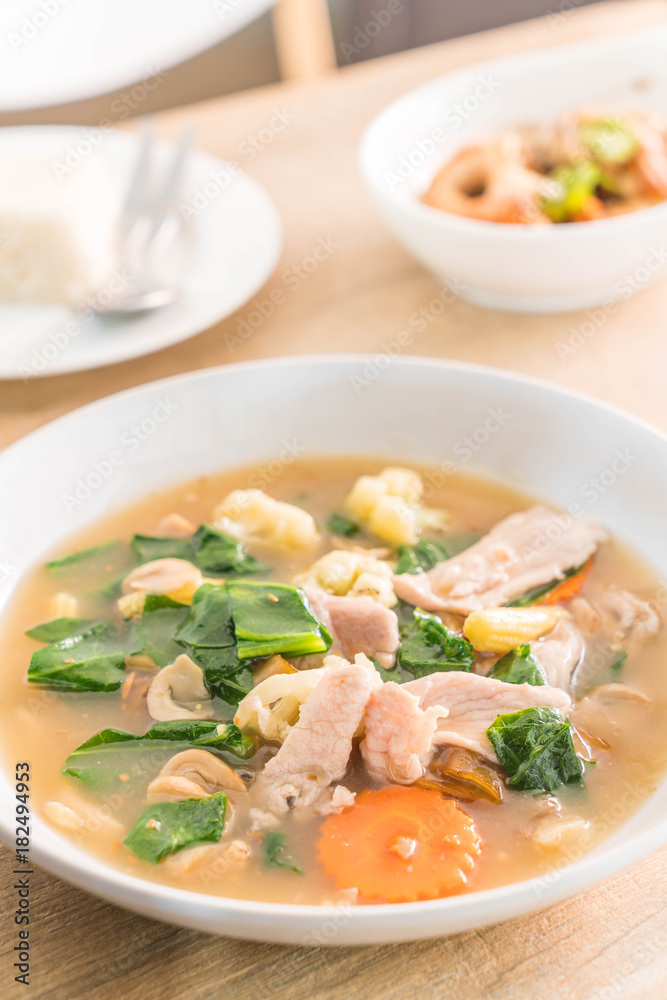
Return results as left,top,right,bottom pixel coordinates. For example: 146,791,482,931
2,2,667,996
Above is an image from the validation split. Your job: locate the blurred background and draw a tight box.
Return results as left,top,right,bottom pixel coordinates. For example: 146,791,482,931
0,0,605,125
1,0,652,377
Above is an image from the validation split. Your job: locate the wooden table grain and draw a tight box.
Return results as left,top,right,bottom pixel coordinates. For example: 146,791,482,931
2,2,667,997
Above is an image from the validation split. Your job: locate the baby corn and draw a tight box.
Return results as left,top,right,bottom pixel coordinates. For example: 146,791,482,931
117,591,146,619
463,605,566,654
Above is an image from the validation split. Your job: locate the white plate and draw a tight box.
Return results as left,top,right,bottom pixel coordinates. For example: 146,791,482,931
0,0,276,111
0,126,282,379
0,356,666,944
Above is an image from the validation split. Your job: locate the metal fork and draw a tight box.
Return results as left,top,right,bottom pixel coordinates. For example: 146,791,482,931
92,120,193,317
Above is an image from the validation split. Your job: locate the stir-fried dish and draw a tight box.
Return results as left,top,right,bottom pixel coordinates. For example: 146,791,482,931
2,458,666,906
422,110,667,224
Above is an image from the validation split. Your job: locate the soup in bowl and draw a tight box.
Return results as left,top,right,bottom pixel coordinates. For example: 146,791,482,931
0,357,666,943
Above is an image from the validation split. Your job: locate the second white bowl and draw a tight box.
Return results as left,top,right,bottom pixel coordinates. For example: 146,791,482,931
360,27,667,313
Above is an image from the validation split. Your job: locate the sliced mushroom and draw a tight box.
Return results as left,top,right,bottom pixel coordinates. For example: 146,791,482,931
156,513,195,538
571,724,610,761
122,558,202,596
43,800,85,830
176,749,248,794
44,795,124,839
163,837,250,877
533,815,590,850
586,682,651,705
146,654,214,722
164,842,219,875
146,774,209,801
125,652,158,671
146,748,248,802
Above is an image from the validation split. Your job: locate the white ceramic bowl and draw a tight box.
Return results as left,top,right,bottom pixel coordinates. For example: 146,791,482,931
1,356,667,944
359,28,667,313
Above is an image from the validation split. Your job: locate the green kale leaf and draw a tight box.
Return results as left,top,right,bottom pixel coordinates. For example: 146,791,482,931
27,619,143,692
124,792,227,863
395,533,481,575
46,541,122,573
226,581,331,660
140,594,190,667
263,830,303,873
326,512,360,538
398,608,474,677
63,720,254,793
25,617,97,642
131,523,269,576
579,120,639,167
487,644,546,686
486,706,585,793
506,564,585,607
174,584,248,701
175,581,331,704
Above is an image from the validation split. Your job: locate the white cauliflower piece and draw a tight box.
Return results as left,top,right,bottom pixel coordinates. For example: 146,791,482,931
293,549,397,608
212,489,319,553
345,467,448,546
349,571,396,607
417,507,451,533
234,665,333,742
234,653,382,743
375,467,422,505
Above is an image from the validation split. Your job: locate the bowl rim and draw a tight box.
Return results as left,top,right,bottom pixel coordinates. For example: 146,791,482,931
1,353,667,937
359,24,667,240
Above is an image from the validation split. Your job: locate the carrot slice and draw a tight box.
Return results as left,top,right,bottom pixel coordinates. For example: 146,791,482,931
539,560,592,605
317,785,481,903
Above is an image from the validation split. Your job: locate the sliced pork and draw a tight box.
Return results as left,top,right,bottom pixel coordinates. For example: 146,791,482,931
571,586,660,645
393,505,606,615
569,587,660,699
303,585,399,668
360,682,447,783
261,657,377,813
531,619,585,690
403,671,572,761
